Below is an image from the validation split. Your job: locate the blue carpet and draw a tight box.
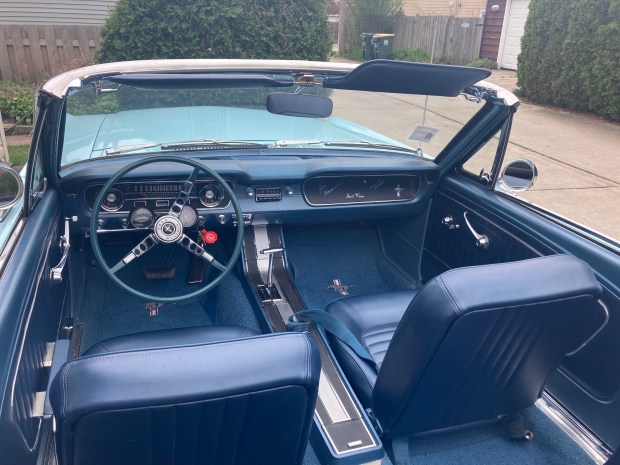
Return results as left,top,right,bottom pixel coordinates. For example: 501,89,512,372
283,224,417,310
378,407,596,465
77,237,261,352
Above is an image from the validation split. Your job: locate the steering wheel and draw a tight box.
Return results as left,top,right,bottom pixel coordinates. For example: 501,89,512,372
90,156,244,303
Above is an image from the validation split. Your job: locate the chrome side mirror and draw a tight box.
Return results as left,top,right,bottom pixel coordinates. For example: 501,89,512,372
499,159,537,192
0,163,24,212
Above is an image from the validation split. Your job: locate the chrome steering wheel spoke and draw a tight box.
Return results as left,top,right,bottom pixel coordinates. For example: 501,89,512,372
110,233,159,274
169,167,200,218
177,234,226,272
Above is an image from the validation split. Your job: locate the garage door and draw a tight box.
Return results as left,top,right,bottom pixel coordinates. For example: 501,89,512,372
499,0,530,70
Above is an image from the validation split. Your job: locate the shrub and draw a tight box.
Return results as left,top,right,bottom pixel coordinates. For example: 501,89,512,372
394,48,430,62
589,21,620,121
97,0,332,63
518,0,620,121
0,81,36,124
465,58,498,70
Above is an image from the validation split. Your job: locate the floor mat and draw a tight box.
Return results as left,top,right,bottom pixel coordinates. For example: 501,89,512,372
283,224,417,310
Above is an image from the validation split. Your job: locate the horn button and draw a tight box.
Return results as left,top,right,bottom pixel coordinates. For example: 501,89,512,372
154,216,183,243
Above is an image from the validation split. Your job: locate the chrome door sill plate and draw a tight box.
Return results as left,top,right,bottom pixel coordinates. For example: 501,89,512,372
537,394,611,465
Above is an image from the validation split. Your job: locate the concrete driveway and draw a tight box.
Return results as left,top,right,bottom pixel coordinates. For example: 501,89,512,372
487,70,620,242
331,58,620,241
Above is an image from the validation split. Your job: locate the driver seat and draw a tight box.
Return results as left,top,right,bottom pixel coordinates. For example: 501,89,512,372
50,326,320,465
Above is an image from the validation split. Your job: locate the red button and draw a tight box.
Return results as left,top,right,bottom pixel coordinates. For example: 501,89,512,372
201,230,218,244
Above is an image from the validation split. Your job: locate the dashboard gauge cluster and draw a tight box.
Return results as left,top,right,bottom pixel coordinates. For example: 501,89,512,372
85,179,233,213
86,179,233,230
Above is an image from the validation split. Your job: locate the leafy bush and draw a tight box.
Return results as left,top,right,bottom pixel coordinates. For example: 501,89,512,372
97,0,332,63
465,58,498,70
0,81,36,124
518,0,620,121
394,48,430,62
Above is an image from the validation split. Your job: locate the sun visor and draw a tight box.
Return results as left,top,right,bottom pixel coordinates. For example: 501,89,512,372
323,60,491,97
106,73,295,89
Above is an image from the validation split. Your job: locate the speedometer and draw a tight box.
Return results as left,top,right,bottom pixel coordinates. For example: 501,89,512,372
101,188,124,211
129,207,155,229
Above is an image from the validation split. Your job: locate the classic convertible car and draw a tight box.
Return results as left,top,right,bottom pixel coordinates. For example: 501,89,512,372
0,59,618,465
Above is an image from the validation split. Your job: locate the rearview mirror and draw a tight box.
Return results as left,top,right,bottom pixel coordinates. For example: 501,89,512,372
0,163,24,212
499,159,537,192
266,93,333,118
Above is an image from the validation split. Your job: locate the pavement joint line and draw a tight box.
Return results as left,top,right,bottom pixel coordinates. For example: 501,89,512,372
507,140,620,186
531,186,618,192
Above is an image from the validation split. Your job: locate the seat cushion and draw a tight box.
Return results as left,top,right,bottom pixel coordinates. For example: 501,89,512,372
325,290,418,406
84,325,260,355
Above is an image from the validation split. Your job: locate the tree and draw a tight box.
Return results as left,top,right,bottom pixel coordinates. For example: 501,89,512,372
97,0,332,63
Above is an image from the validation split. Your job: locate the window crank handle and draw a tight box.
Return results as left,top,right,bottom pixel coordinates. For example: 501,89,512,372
463,211,489,249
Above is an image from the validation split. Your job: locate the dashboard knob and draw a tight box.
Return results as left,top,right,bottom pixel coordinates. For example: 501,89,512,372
246,187,255,197
284,186,294,195
217,214,227,225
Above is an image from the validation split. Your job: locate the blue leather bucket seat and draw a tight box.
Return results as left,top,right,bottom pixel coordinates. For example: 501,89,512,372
50,326,320,465
325,255,604,439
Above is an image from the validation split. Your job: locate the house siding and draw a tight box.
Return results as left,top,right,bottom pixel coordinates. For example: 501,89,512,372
479,0,507,59
402,0,488,18
0,0,118,26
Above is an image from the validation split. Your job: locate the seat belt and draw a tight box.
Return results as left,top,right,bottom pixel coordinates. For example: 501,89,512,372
289,310,376,366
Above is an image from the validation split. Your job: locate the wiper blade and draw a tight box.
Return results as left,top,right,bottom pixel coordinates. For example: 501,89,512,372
275,140,420,155
105,143,161,156
104,139,269,156
161,140,269,151
324,141,420,154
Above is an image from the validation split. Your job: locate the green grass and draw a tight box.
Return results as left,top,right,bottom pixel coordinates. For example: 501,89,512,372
7,145,30,168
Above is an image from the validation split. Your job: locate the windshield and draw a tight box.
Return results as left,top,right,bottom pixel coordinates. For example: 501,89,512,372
61,74,485,166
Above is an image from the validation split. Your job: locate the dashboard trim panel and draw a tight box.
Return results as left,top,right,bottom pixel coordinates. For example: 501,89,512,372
303,174,422,207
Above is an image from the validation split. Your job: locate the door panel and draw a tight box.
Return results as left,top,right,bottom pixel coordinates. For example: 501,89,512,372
0,189,66,464
424,175,620,450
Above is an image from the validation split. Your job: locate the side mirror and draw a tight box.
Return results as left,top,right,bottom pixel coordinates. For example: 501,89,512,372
0,163,24,212
499,159,537,192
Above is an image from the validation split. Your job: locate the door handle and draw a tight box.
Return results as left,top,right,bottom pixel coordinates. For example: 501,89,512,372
50,218,73,283
463,211,489,249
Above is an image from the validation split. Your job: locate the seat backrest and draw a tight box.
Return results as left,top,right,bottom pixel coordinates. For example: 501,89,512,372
50,332,320,465
372,255,604,438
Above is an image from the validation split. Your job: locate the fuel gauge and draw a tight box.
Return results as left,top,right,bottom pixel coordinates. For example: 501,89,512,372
101,188,124,211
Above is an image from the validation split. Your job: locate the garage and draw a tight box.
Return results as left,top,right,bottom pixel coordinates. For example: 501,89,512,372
497,0,531,70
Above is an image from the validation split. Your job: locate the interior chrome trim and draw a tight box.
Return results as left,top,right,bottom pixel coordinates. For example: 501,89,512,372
565,299,610,357
318,369,351,423
537,394,611,464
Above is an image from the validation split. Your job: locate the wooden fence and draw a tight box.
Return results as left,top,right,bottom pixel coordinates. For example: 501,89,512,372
0,25,102,83
394,14,483,65
0,113,7,163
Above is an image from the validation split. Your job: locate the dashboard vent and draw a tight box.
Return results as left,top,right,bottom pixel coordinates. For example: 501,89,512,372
298,155,314,160
198,156,234,160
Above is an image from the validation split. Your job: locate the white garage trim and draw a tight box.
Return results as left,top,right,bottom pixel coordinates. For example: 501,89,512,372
497,0,531,70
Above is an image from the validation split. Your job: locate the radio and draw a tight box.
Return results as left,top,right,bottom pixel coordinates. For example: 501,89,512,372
255,187,282,202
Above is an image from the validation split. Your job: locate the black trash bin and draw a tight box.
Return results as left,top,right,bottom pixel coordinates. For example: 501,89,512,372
371,34,395,59
360,33,375,61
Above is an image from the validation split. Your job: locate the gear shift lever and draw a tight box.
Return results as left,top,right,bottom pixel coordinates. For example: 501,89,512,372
258,247,284,301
